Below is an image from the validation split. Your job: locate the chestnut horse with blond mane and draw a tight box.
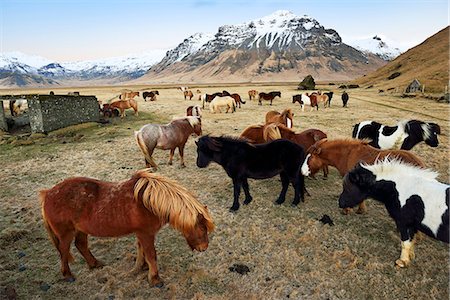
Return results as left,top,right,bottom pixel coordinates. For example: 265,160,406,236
301,138,426,214
135,116,202,170
40,170,214,287
110,99,138,118
265,109,294,129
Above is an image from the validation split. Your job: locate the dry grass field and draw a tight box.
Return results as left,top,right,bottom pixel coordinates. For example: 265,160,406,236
0,84,448,300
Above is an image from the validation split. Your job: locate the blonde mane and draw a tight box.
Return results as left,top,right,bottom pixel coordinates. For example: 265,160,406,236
263,123,282,141
133,170,214,234
172,116,201,127
361,157,438,181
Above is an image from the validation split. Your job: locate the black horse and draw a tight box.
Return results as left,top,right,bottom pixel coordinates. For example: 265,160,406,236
196,136,306,211
258,91,281,106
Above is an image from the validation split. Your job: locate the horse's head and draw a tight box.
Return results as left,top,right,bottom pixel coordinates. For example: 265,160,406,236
338,165,374,209
196,136,220,168
424,122,440,147
191,117,202,136
184,213,213,252
301,144,325,177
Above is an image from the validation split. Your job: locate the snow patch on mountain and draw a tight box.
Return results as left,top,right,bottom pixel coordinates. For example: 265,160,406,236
346,35,403,60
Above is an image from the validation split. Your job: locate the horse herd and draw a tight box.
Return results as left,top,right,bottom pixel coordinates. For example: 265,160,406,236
40,87,448,289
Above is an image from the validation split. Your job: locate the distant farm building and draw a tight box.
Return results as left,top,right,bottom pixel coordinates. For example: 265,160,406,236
0,94,99,133
405,79,421,93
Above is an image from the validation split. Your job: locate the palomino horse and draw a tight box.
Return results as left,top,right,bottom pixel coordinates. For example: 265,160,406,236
209,96,236,113
248,90,258,100
110,99,138,118
339,159,449,268
301,138,426,214
135,116,202,170
184,90,194,100
314,92,329,108
40,170,214,286
196,135,306,211
258,91,281,105
119,91,140,100
265,109,294,128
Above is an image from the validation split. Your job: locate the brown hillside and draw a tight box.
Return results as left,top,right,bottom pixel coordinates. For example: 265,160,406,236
353,27,449,93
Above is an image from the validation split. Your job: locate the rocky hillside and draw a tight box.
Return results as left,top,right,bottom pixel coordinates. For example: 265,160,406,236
141,10,387,83
353,26,449,93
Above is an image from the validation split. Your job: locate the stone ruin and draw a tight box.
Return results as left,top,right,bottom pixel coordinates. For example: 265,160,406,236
0,94,99,134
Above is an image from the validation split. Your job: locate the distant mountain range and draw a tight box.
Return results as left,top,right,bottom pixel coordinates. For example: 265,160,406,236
140,10,389,83
1,10,403,87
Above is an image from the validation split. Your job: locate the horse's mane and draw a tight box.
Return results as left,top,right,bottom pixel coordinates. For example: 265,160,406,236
361,157,438,181
200,135,254,151
134,169,214,234
263,123,282,141
172,116,201,127
280,108,293,119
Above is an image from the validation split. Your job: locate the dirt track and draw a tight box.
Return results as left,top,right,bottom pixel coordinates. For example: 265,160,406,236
0,85,448,299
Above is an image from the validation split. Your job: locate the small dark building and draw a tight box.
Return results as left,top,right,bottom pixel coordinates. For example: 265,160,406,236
405,79,421,93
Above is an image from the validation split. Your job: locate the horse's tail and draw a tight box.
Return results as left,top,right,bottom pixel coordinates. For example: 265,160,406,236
239,96,246,104
40,190,74,263
135,130,153,166
296,162,306,201
263,123,282,142
133,170,215,233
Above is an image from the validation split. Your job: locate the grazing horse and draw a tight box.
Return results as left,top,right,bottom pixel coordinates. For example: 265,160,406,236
230,93,245,108
187,105,202,117
178,86,189,92
315,93,329,108
200,94,218,108
258,91,281,105
184,90,194,100
110,99,138,118
352,120,441,150
292,93,318,111
339,159,448,267
209,96,236,113
100,103,120,118
9,99,27,116
119,91,140,100
135,117,202,170
40,170,214,286
248,90,258,100
196,136,306,211
265,109,294,129
143,91,159,101
301,138,425,214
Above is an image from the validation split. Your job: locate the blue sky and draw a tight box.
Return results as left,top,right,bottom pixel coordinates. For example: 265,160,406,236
1,0,448,61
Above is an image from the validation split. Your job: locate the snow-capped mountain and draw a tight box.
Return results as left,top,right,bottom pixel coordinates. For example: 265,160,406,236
143,10,387,83
0,50,166,86
347,35,402,60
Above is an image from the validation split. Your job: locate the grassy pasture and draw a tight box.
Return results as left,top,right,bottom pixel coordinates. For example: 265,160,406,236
0,84,448,299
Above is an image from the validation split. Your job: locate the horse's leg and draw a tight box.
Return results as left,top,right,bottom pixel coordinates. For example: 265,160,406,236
74,231,103,269
258,99,262,106
291,173,305,206
242,178,253,205
129,241,146,275
178,146,186,168
322,165,329,179
395,225,417,268
168,149,175,165
275,172,289,205
270,99,273,106
57,230,76,281
136,233,163,287
230,178,242,211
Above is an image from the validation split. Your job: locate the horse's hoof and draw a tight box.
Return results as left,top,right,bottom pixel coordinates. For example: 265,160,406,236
168,162,172,165
290,202,299,207
154,282,164,288
63,277,76,283
243,198,253,205
341,208,352,215
180,164,186,168
274,199,284,205
90,260,104,269
229,207,239,212
395,259,409,268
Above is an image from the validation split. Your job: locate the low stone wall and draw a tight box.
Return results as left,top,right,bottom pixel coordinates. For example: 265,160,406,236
28,95,99,133
0,101,7,131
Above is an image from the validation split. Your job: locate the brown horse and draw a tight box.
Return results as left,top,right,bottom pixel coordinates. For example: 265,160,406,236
248,90,258,100
110,99,138,118
265,109,294,128
184,90,194,100
258,91,281,105
143,91,159,101
40,170,214,287
186,105,202,117
315,92,329,108
135,117,202,170
301,138,426,214
239,124,265,143
119,91,140,100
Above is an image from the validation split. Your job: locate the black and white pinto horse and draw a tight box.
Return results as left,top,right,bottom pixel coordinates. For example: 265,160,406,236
352,120,441,150
196,136,306,212
339,159,449,268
